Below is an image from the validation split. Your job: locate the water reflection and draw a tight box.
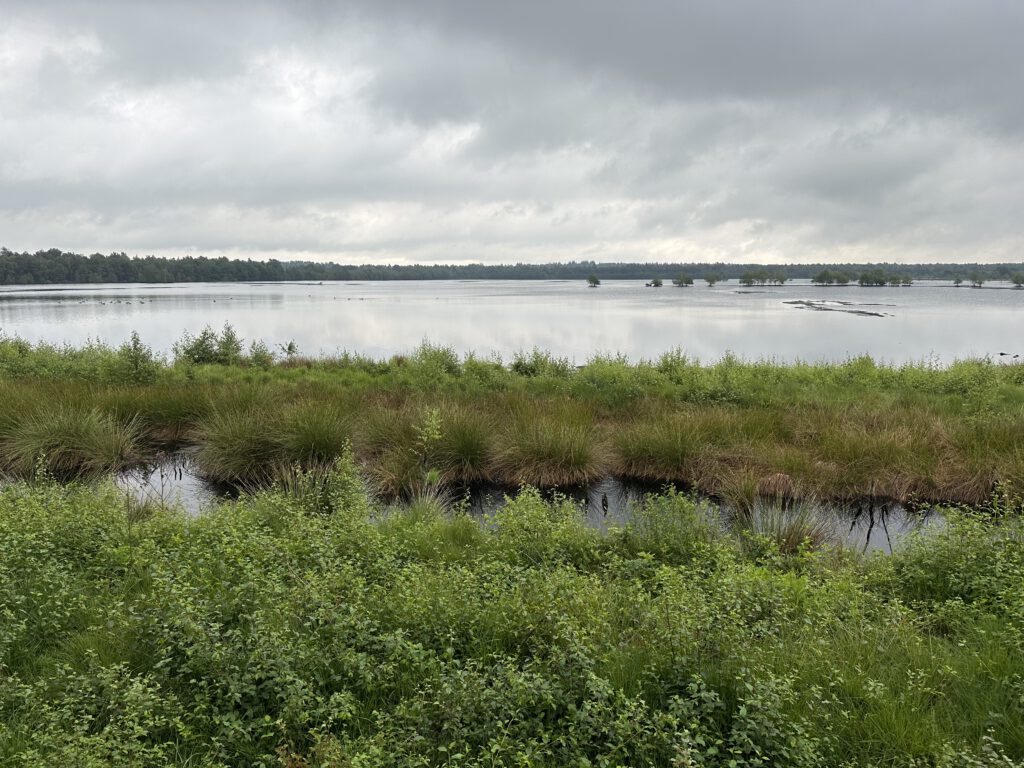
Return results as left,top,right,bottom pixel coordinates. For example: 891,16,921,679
119,456,938,554
116,452,224,515
1,279,1021,363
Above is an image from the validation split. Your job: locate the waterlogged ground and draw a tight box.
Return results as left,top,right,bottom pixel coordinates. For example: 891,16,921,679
2,279,1023,363
118,455,940,554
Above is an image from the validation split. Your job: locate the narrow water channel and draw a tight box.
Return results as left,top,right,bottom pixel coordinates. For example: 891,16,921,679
117,454,941,554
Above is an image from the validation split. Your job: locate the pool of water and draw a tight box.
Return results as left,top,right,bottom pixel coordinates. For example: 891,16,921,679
2,279,1022,364
117,457,939,554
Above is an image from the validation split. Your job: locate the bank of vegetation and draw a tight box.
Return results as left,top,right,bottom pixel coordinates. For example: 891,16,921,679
0,331,1022,507
0,459,1022,765
2,247,1023,285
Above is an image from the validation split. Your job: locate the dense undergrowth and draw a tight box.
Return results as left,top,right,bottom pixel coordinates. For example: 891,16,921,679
0,459,1022,766
1,331,1023,505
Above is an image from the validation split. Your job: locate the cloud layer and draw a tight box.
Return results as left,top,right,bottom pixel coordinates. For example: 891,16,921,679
2,1,1022,264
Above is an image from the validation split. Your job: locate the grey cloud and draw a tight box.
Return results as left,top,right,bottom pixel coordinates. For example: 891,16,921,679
0,0,1021,263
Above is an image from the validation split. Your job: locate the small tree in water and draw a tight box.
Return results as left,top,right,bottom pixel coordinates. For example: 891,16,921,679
671,273,692,287
586,275,601,287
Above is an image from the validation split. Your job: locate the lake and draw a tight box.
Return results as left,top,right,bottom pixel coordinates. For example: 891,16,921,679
0,279,1021,363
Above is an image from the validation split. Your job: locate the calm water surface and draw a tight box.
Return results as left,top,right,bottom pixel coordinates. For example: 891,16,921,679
119,458,938,554
1,279,1021,363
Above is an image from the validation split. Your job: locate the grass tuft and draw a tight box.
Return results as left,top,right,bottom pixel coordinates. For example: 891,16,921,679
193,408,278,486
434,406,495,484
734,498,838,554
0,407,140,480
494,409,608,487
276,400,351,465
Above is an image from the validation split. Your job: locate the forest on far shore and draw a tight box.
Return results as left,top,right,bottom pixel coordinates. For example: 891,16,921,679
1,247,1023,285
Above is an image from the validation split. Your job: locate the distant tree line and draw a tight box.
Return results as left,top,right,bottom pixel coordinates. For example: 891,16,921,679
1,248,1022,286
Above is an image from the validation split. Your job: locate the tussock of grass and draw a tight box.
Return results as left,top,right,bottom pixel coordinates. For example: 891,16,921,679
434,406,495,484
276,400,351,465
734,498,839,554
193,407,278,485
494,409,608,487
0,407,140,480
356,407,423,499
613,416,705,481
2,336,1023,503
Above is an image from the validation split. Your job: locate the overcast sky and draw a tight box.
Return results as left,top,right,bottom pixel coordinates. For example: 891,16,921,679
2,1,1022,265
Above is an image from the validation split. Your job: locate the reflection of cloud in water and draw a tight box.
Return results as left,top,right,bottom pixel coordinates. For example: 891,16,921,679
0,280,1020,364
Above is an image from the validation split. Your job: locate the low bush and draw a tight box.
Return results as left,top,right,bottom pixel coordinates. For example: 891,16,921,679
0,481,1022,765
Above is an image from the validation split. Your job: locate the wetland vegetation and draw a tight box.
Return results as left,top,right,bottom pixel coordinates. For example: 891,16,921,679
0,330,1022,507
1,460,1022,765
1,330,1024,765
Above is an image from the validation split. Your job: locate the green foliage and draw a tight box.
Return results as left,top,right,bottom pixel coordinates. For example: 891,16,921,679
811,269,851,286
1,481,1023,765
510,348,573,378
649,277,665,287
248,339,274,369
672,273,693,286
115,331,160,384
1,248,1020,284
173,323,244,366
739,269,787,286
859,269,912,287
586,274,601,287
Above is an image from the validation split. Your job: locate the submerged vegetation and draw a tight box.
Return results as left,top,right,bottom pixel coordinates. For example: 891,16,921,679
1,331,1023,506
1,465,1023,765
